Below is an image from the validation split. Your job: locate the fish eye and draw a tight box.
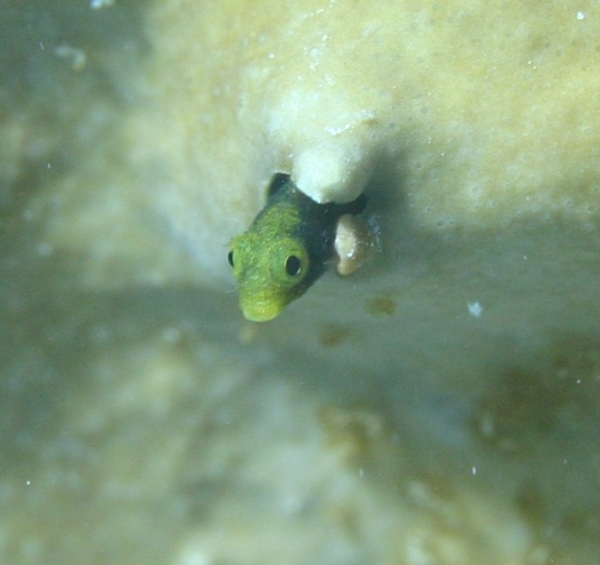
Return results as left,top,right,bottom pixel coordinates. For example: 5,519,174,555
285,255,302,276
227,250,234,267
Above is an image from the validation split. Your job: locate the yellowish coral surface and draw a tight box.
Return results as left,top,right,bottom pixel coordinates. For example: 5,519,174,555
116,0,600,283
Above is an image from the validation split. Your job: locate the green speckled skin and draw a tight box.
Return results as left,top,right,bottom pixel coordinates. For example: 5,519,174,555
229,175,366,322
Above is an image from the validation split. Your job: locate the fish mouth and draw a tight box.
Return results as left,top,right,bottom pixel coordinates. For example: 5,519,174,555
239,295,286,323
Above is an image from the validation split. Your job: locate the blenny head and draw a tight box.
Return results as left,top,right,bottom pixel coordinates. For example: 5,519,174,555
228,215,312,321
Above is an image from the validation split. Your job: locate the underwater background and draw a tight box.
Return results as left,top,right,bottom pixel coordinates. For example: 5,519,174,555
2,0,600,563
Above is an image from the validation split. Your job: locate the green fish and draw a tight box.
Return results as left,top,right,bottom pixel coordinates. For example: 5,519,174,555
228,173,367,322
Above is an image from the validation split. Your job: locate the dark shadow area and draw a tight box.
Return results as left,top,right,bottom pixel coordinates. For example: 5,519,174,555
0,0,151,230
0,0,153,475
0,0,150,101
